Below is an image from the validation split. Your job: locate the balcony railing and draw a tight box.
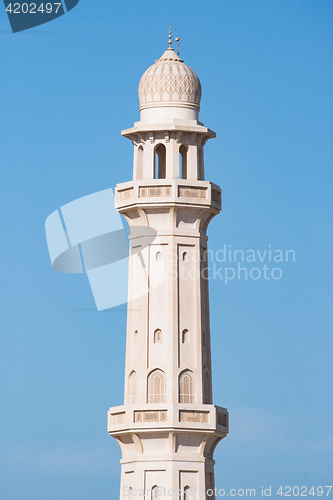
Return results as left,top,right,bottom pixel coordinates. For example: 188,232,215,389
108,403,228,434
115,179,221,210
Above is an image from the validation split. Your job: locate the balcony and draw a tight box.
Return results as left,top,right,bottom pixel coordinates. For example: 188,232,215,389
107,403,228,436
115,178,221,212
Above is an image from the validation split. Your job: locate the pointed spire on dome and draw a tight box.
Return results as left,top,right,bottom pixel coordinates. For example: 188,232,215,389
155,26,184,63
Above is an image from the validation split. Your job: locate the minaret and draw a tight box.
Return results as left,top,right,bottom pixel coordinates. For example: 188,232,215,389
108,31,228,499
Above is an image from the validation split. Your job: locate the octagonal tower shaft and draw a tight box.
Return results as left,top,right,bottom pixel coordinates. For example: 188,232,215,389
108,44,228,500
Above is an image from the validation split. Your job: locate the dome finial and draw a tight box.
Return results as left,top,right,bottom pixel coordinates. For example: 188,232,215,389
168,25,172,47
175,36,180,57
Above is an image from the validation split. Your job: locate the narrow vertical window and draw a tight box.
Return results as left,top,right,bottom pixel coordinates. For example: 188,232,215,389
204,371,211,404
129,371,137,404
182,329,189,344
179,370,195,403
152,486,160,499
156,251,162,261
184,486,190,500
154,144,166,179
147,369,166,403
154,328,162,343
182,251,187,261
179,144,187,179
137,145,143,179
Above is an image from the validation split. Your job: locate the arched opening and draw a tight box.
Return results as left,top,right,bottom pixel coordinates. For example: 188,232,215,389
182,329,189,344
156,251,162,261
154,144,166,179
152,486,160,499
147,369,166,403
184,486,190,500
182,251,187,261
179,144,187,179
204,370,211,404
137,145,143,179
129,370,137,404
154,328,162,343
179,370,195,403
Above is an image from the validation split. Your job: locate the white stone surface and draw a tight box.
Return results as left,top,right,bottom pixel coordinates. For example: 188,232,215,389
108,40,228,500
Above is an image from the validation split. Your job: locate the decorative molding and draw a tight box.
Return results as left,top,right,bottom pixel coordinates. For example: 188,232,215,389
118,187,134,201
134,410,167,423
179,410,209,423
139,185,172,198
211,189,221,205
217,412,228,427
178,186,207,199
111,411,126,425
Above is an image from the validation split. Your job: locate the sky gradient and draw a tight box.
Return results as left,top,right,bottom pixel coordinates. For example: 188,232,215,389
0,1,332,499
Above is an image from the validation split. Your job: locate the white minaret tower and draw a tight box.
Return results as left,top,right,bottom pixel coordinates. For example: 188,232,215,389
108,30,228,499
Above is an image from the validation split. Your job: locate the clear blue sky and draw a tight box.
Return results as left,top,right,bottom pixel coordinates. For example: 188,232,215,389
0,1,332,499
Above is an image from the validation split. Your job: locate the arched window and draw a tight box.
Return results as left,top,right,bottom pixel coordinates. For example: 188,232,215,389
137,145,143,179
179,144,187,179
154,144,166,179
152,486,160,499
204,371,211,404
184,486,190,500
179,370,195,403
156,251,162,261
154,329,162,343
182,329,189,344
147,369,166,403
129,371,137,404
182,251,187,261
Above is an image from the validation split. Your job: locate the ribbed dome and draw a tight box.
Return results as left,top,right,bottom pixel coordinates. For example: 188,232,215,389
138,47,202,111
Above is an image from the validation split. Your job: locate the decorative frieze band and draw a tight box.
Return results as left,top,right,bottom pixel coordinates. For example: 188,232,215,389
134,410,168,423
211,189,221,204
179,410,209,423
111,411,126,425
117,184,217,204
217,412,228,427
139,186,172,198
118,187,134,201
178,186,207,199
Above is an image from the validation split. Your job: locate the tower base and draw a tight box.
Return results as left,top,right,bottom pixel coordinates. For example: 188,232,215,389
108,403,228,499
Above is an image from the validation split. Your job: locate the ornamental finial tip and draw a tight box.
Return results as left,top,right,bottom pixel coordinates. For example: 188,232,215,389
168,25,172,47
175,36,180,57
